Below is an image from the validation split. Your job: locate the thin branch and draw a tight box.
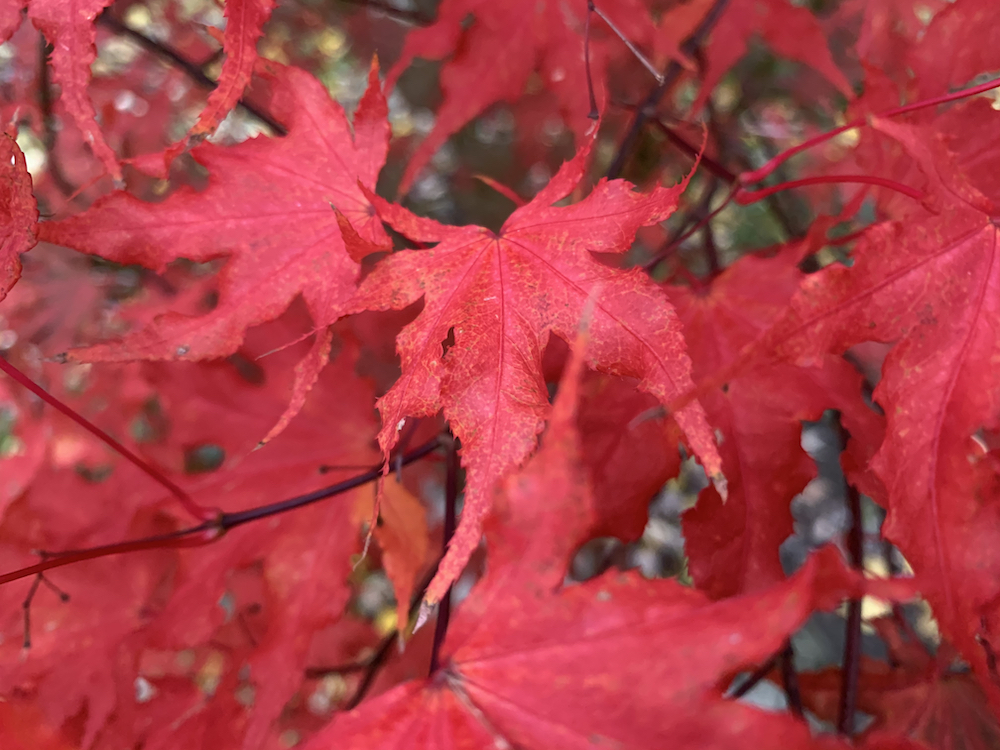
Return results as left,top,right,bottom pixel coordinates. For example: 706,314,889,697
605,0,731,180
591,2,663,85
306,561,442,707
583,2,600,120
429,435,459,675
0,437,443,587
0,355,214,522
338,0,435,26
837,482,864,735
780,641,804,718
731,651,779,699
95,12,287,136
649,118,736,183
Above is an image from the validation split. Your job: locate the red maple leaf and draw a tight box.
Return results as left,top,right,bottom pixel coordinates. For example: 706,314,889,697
297,330,883,750
691,0,853,115
1,133,37,302
39,61,389,440
906,0,1000,99
0,310,381,749
385,0,655,193
2,0,121,181
351,132,723,603
725,102,1000,710
670,247,883,599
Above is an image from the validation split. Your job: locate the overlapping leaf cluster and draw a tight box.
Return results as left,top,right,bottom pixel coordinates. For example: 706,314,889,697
1,0,1000,748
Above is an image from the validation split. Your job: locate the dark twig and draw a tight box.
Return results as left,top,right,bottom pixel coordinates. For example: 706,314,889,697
429,435,459,675
306,561,441,705
583,2,599,119
780,641,804,718
649,118,736,183
21,569,70,649
731,650,779,699
0,437,443,587
591,2,663,85
605,0,731,179
37,37,78,198
95,12,287,136
838,482,864,735
339,0,435,26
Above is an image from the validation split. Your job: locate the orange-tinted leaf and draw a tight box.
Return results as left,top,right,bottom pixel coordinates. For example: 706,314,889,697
354,477,431,631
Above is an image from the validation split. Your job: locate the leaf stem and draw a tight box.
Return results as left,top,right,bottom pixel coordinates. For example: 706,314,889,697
0,355,214,522
740,75,1000,186
736,175,923,204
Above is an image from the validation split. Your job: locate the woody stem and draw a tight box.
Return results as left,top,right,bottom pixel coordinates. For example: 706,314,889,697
429,435,459,674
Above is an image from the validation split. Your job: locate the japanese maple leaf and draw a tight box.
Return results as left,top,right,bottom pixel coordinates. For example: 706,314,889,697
386,0,654,193
40,62,389,441
299,332,881,750
577,369,683,540
352,132,722,604
690,0,853,115
0,311,379,750
133,314,378,750
670,247,884,599
1,0,121,181
1,133,37,302
723,106,1000,712
0,467,178,748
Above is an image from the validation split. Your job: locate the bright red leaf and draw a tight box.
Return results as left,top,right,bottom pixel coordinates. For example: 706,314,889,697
299,330,883,750
1,133,37,302
39,61,389,440
671,246,883,598
352,132,722,603
727,105,1000,710
386,0,655,193
691,0,853,115
188,0,275,141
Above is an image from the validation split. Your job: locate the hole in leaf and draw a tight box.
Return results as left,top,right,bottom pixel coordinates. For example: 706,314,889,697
76,463,114,483
227,352,266,385
184,444,225,474
441,326,456,358
130,397,167,443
